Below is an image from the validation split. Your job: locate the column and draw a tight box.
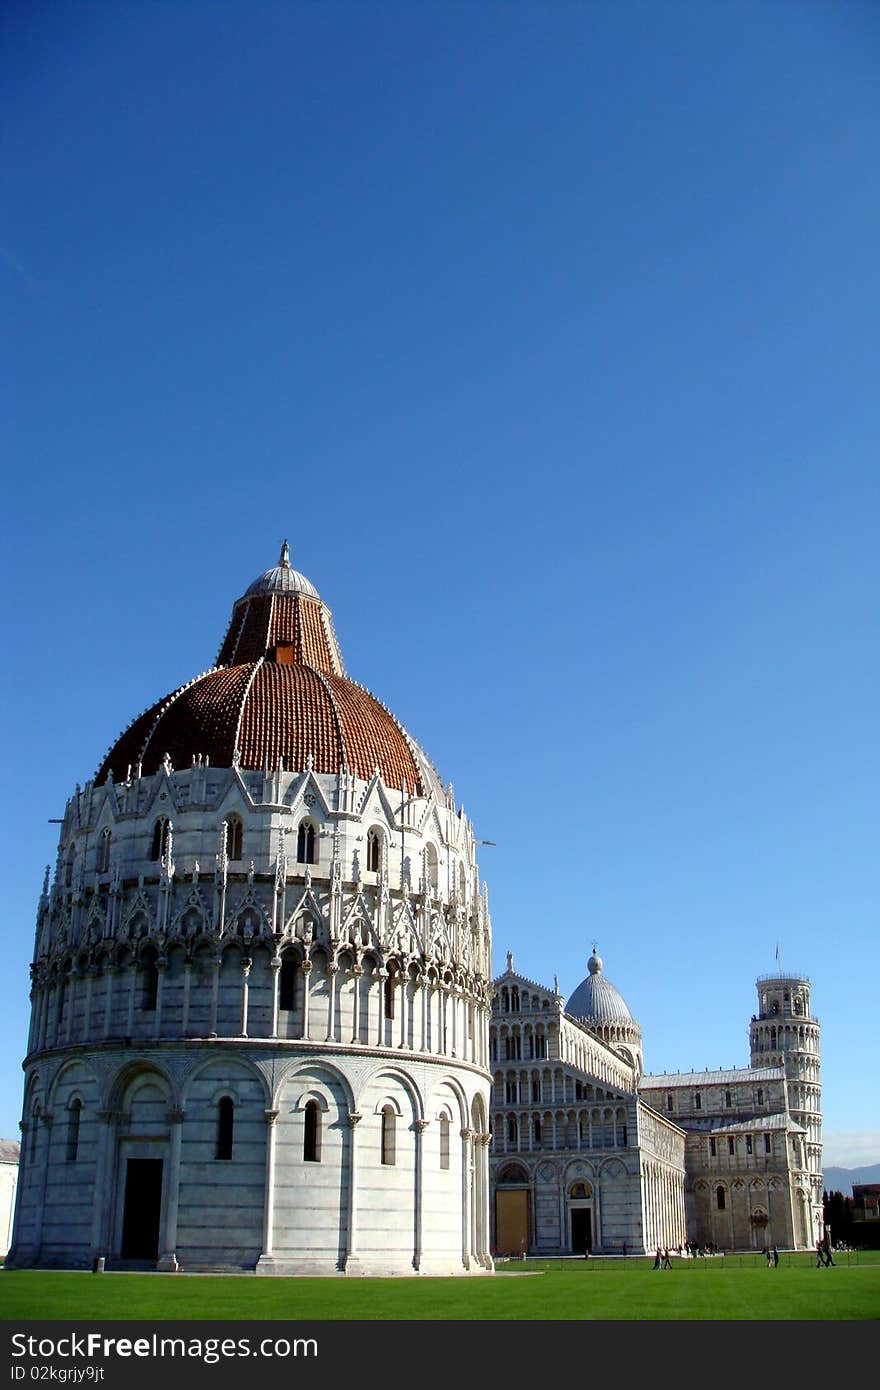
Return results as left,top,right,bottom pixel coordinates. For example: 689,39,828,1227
240,958,252,1037
344,1112,362,1270
300,959,312,1039
181,960,192,1036
399,971,409,1049
413,1119,428,1271
90,1110,119,1257
64,971,76,1043
258,1109,279,1266
31,1116,53,1258
477,1133,492,1266
377,970,387,1048
460,1127,473,1269
327,963,338,1042
350,964,363,1044
126,965,136,1036
154,961,167,1040
269,957,281,1038
157,1108,184,1271
421,979,429,1052
209,956,221,1034
82,969,94,1041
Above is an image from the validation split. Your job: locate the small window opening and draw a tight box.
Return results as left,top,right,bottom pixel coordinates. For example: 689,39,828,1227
439,1114,450,1171
216,1096,234,1160
303,1100,321,1162
381,1106,396,1166
224,816,243,861
66,1099,82,1162
279,957,297,1011
150,818,171,862
297,821,316,864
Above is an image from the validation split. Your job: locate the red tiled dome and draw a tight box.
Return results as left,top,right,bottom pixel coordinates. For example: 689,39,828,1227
96,548,442,796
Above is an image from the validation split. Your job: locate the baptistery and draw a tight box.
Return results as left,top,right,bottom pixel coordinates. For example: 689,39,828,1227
10,545,493,1274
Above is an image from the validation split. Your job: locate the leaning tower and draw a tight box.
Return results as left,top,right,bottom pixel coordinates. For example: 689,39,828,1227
750,974,822,1246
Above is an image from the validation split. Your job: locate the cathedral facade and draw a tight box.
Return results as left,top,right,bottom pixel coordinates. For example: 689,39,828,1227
9,548,493,1275
490,955,822,1255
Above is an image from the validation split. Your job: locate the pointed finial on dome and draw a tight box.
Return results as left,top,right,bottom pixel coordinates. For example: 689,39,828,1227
588,945,603,975
279,539,291,568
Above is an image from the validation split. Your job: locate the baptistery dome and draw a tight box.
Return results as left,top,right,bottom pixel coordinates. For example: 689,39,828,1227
11,545,493,1278
97,544,442,797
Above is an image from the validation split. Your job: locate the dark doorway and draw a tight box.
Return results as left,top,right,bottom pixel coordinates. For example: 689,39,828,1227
571,1208,592,1254
121,1158,163,1259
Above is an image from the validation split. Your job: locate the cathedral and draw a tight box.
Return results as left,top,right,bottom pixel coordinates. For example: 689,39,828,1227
9,547,493,1274
490,953,823,1256
8,547,822,1272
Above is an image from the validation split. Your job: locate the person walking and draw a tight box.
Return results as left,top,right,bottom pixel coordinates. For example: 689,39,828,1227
772,1246,779,1268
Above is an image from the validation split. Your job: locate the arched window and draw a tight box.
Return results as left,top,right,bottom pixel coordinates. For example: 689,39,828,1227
458,863,466,899
716,1185,726,1211
694,1092,702,1111
381,1106,396,1166
224,815,243,861
384,972,395,1019
150,818,171,862
505,1078,517,1103
297,821,316,865
97,829,112,875
425,843,439,894
511,987,520,1012
303,1100,321,1163
532,1078,541,1103
533,1117,542,1145
66,1099,82,1162
507,1115,518,1145
141,952,159,1011
757,1088,764,1105
725,1090,732,1108
367,829,382,873
279,956,297,1012
439,1114,450,1170
216,1097,234,1160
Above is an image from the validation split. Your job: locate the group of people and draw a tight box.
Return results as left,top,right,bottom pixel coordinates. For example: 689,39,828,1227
816,1238,836,1267
762,1245,780,1267
652,1248,673,1269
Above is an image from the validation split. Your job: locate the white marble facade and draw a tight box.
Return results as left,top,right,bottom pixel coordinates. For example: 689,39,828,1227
491,960,822,1254
9,552,493,1275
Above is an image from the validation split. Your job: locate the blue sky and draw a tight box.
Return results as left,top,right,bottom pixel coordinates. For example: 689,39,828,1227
2,1,878,1166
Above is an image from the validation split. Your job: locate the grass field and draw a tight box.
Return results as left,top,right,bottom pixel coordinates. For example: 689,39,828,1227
1,1252,878,1320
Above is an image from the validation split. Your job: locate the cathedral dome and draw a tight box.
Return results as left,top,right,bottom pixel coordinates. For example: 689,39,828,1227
565,950,634,1024
97,543,443,796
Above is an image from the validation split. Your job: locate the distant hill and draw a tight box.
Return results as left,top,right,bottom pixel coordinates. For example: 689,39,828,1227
823,1163,880,1193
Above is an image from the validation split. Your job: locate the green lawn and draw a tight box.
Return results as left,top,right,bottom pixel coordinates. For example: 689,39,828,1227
1,1253,878,1320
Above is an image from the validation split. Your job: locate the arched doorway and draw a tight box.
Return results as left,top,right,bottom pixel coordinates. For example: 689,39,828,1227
568,1180,594,1253
494,1163,530,1257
